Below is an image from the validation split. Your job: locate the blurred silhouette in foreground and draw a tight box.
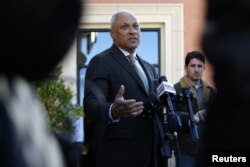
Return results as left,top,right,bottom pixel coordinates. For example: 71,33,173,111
0,0,82,166
200,0,250,165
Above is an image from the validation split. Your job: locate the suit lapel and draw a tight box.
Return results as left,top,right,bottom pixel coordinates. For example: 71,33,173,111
110,45,148,94
137,56,155,93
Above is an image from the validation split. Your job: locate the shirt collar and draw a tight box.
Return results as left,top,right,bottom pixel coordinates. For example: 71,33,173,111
192,80,202,89
186,76,202,89
194,84,202,90
118,47,137,57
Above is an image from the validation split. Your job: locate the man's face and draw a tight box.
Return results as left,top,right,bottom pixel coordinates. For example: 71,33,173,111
110,13,141,53
185,58,205,82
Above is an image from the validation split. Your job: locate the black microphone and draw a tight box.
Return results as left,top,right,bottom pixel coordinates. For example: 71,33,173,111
183,89,199,141
157,76,176,114
148,92,173,158
148,92,162,110
141,93,162,117
157,76,182,131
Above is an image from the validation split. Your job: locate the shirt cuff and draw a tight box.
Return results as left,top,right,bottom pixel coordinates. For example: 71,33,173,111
108,104,120,123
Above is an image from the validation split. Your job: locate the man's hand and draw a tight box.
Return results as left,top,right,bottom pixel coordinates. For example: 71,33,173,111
111,85,144,118
194,109,207,124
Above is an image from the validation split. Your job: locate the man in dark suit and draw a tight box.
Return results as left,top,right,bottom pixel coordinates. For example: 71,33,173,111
83,10,161,167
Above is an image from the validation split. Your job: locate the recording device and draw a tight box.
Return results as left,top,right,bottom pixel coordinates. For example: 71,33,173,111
152,76,201,161
145,76,200,159
157,76,182,132
154,76,184,159
145,92,173,158
183,89,199,141
141,93,162,117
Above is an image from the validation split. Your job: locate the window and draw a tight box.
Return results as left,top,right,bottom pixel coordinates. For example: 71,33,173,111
77,29,160,105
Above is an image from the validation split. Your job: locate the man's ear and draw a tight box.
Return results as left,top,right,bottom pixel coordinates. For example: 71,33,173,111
184,65,187,72
110,29,115,41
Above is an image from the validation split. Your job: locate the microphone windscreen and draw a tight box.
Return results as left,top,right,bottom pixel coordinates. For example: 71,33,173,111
148,93,162,106
158,76,167,83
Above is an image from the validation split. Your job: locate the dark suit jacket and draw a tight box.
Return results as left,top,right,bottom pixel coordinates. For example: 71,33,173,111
84,44,159,167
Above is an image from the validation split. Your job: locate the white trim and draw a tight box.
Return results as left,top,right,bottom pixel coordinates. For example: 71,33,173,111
78,3,184,83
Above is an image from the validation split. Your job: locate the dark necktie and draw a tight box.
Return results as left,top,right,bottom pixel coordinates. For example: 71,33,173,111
127,54,149,92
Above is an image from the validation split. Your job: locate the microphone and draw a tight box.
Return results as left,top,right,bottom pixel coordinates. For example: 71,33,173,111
141,93,162,117
157,76,182,132
147,93,163,111
183,89,199,141
148,92,173,158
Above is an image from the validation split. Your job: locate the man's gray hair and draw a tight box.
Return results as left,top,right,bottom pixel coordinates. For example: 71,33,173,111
110,10,138,29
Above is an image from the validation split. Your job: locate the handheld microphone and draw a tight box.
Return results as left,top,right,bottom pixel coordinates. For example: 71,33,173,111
157,76,182,131
148,92,172,158
141,93,162,117
148,93,162,110
183,89,199,141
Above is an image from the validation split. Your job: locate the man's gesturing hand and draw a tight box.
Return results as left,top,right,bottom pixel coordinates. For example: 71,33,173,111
111,85,144,118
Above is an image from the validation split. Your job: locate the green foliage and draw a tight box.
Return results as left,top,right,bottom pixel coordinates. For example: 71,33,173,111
33,66,83,135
